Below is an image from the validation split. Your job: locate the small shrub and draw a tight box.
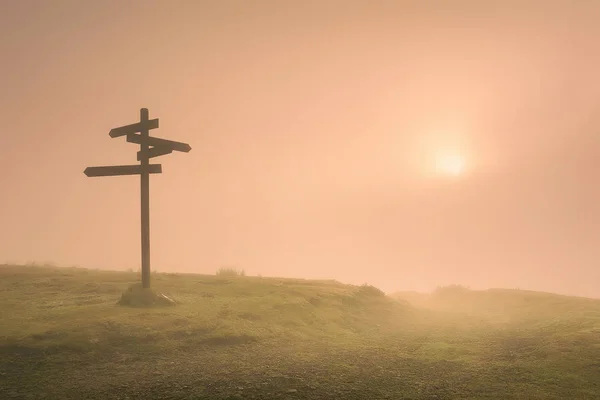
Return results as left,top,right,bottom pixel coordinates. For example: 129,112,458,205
216,267,245,277
433,284,471,298
356,284,386,298
434,284,470,293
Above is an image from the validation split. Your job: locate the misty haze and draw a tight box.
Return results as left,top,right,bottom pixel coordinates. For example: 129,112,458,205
1,1,599,399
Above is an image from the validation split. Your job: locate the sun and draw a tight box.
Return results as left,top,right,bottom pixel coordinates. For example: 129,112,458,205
435,153,467,177
407,129,472,179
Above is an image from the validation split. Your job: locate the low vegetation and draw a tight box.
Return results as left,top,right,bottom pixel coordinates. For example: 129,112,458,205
1,264,599,399
216,266,246,277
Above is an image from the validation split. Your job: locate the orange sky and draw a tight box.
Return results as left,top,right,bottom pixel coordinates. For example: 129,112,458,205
1,0,600,297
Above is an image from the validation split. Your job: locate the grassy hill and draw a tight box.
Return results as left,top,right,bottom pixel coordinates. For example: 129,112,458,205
1,264,599,399
392,285,600,327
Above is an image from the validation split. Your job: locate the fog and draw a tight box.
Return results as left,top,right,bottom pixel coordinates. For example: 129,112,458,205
1,0,599,297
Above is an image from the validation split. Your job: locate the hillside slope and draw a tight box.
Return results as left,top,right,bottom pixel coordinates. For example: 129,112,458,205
0,265,408,350
1,265,599,400
392,285,600,326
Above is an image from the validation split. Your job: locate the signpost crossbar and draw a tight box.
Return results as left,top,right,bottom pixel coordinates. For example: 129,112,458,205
84,164,162,177
137,146,173,161
127,133,192,153
109,119,159,138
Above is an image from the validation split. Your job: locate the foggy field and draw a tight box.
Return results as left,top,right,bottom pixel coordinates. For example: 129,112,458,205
1,265,599,400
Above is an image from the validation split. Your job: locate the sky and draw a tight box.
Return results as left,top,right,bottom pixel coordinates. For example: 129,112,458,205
1,0,600,297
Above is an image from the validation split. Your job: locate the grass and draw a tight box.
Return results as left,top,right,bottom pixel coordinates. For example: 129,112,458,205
1,264,599,399
216,267,246,277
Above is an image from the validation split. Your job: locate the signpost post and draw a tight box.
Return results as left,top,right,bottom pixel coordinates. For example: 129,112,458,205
84,108,191,289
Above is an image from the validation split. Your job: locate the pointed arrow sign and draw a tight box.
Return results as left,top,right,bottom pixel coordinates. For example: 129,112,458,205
127,133,191,153
84,164,162,177
109,119,159,138
137,146,173,161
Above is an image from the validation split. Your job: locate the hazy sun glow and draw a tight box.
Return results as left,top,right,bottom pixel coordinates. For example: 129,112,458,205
409,124,473,180
435,153,467,177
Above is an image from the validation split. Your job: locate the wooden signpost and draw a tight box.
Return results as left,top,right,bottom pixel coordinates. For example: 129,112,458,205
84,108,191,289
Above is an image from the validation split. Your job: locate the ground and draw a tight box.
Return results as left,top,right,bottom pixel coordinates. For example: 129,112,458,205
1,265,599,399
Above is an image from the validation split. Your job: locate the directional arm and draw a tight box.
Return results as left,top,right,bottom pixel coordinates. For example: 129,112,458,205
109,119,159,138
127,133,191,153
84,164,162,177
137,146,173,161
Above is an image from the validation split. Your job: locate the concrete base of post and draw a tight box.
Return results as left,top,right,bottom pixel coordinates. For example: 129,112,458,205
117,283,177,307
